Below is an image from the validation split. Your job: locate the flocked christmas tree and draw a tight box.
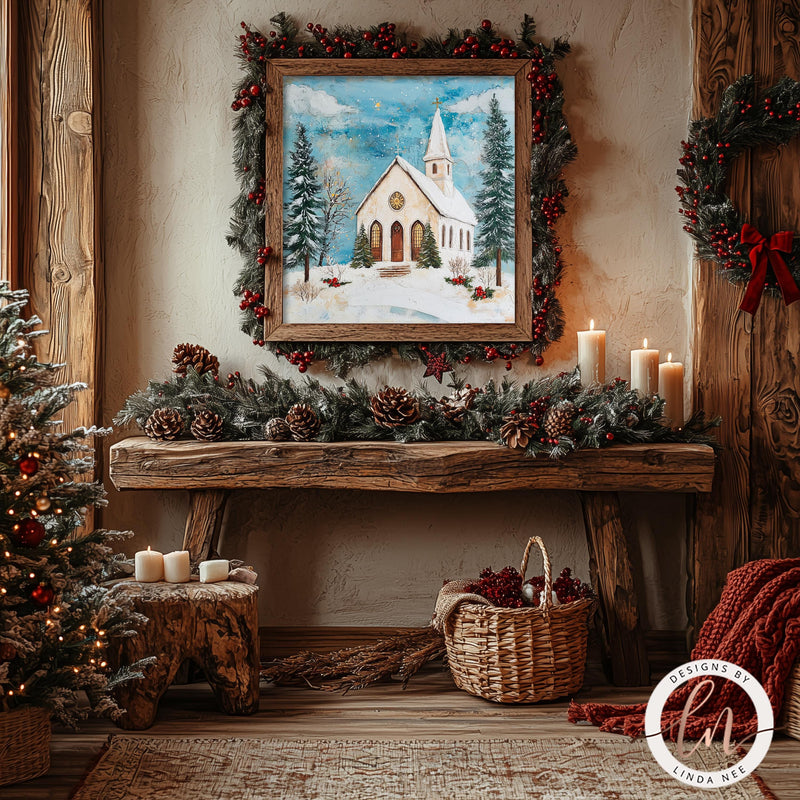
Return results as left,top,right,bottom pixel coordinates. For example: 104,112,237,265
283,122,323,282
0,284,149,726
415,222,442,269
473,94,514,287
350,223,374,269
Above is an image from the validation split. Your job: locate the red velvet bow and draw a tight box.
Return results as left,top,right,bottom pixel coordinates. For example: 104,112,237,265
739,223,800,314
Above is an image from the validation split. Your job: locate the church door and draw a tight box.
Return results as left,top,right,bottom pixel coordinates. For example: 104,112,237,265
391,221,403,262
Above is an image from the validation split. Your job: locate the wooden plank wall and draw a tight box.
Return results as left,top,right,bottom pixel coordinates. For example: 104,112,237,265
692,1,800,632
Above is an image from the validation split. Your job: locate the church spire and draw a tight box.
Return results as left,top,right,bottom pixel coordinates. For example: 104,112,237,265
423,103,454,196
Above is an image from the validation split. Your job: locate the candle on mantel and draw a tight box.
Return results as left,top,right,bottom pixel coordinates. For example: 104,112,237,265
630,338,659,396
199,559,229,584
658,352,685,428
134,546,164,583
163,550,191,583
577,319,606,385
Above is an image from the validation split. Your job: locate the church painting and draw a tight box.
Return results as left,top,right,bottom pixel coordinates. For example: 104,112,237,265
278,72,518,327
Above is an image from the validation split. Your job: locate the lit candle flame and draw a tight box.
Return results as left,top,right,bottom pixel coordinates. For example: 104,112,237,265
589,319,595,331
643,338,648,349
668,352,673,363
147,545,151,552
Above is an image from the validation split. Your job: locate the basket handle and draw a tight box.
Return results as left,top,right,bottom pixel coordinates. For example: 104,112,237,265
520,536,553,612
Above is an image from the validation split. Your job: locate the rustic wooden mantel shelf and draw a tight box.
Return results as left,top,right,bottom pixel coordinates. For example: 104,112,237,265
109,437,716,687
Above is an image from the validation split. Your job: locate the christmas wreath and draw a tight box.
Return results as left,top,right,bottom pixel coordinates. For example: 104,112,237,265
227,13,576,378
677,74,800,314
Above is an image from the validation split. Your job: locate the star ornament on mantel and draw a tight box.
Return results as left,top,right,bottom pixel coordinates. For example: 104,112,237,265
423,351,454,383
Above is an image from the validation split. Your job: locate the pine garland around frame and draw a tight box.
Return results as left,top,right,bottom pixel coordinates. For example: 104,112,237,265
227,13,576,378
677,74,800,315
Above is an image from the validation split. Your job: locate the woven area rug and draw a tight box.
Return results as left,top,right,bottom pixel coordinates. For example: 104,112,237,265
69,736,775,799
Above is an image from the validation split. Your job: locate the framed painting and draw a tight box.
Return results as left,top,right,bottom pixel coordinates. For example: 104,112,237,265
264,59,532,341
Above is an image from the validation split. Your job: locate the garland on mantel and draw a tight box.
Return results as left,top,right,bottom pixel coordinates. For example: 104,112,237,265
677,74,800,314
227,13,576,377
115,346,720,460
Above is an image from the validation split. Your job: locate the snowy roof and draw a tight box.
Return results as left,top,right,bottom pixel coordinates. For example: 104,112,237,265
423,107,452,162
356,156,477,227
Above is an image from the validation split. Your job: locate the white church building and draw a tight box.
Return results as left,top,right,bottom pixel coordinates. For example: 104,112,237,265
355,104,477,266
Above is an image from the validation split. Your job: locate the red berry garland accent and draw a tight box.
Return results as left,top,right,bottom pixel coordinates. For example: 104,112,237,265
275,348,315,373
247,180,265,206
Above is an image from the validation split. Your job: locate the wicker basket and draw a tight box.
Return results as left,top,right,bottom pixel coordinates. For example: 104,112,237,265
444,536,594,703
0,705,51,786
783,660,800,740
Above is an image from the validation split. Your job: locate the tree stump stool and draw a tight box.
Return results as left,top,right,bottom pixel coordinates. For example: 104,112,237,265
107,579,260,730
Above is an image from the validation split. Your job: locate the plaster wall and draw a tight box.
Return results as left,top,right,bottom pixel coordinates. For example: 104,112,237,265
102,0,694,630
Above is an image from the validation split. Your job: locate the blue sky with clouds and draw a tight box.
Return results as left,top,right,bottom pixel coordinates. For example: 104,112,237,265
282,75,515,263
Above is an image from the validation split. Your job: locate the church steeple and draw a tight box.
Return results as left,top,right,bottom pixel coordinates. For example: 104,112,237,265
423,102,454,197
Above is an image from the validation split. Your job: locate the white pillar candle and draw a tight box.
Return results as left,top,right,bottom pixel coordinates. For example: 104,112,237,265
577,319,606,385
163,550,191,583
658,353,685,428
134,546,164,583
630,338,659,396
199,559,229,583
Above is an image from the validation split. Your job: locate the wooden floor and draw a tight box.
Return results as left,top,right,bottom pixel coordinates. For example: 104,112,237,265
4,670,799,799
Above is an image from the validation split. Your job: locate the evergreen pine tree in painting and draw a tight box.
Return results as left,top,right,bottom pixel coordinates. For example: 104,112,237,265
0,284,150,727
284,123,323,283
415,222,442,269
350,224,374,269
473,94,514,287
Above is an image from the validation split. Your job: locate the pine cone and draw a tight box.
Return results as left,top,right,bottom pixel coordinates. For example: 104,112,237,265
190,409,224,442
500,413,537,449
371,387,421,428
439,386,479,424
144,408,184,441
264,417,292,441
172,343,220,377
285,403,321,442
543,401,576,439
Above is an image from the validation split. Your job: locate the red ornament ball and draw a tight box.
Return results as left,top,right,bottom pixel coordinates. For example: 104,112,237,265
12,518,46,548
606,433,615,441
481,19,492,30
31,584,54,606
18,456,39,476
535,355,545,366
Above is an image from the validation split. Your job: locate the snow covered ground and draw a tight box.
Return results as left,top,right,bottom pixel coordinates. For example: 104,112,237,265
283,263,515,324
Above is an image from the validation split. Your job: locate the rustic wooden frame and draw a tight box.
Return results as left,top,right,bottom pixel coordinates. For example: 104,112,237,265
263,59,533,342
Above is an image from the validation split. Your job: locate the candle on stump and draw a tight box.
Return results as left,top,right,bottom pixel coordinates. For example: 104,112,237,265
577,319,606,385
658,352,685,428
199,559,229,584
134,546,164,583
163,550,191,583
630,338,659,396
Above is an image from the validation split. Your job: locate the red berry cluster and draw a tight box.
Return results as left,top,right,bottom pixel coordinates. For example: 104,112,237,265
532,108,546,144
231,84,261,111
248,180,265,206
485,35,520,59
734,99,754,116
678,139,696,169
276,348,315,373
532,276,555,344
472,285,488,300
527,51,557,102
361,24,415,58
239,290,269,320
708,223,742,269
483,342,529,371
523,567,592,606
322,277,342,287
256,245,273,265
307,23,358,58
451,274,468,285
238,22,268,62
465,566,524,608
541,192,565,227
714,140,731,165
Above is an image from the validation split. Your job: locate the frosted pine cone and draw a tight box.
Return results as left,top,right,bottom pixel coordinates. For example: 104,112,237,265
190,409,224,441
285,403,321,442
439,386,479,424
172,343,220,377
370,387,421,428
144,408,184,441
264,417,292,441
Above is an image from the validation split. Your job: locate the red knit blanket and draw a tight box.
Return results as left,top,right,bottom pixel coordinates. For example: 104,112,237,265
569,558,800,739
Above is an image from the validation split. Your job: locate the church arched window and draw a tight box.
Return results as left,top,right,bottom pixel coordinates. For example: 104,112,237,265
411,221,424,261
449,227,453,248
447,164,450,174
432,163,438,174
459,229,463,250
370,221,382,262
441,225,446,246
466,230,470,250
